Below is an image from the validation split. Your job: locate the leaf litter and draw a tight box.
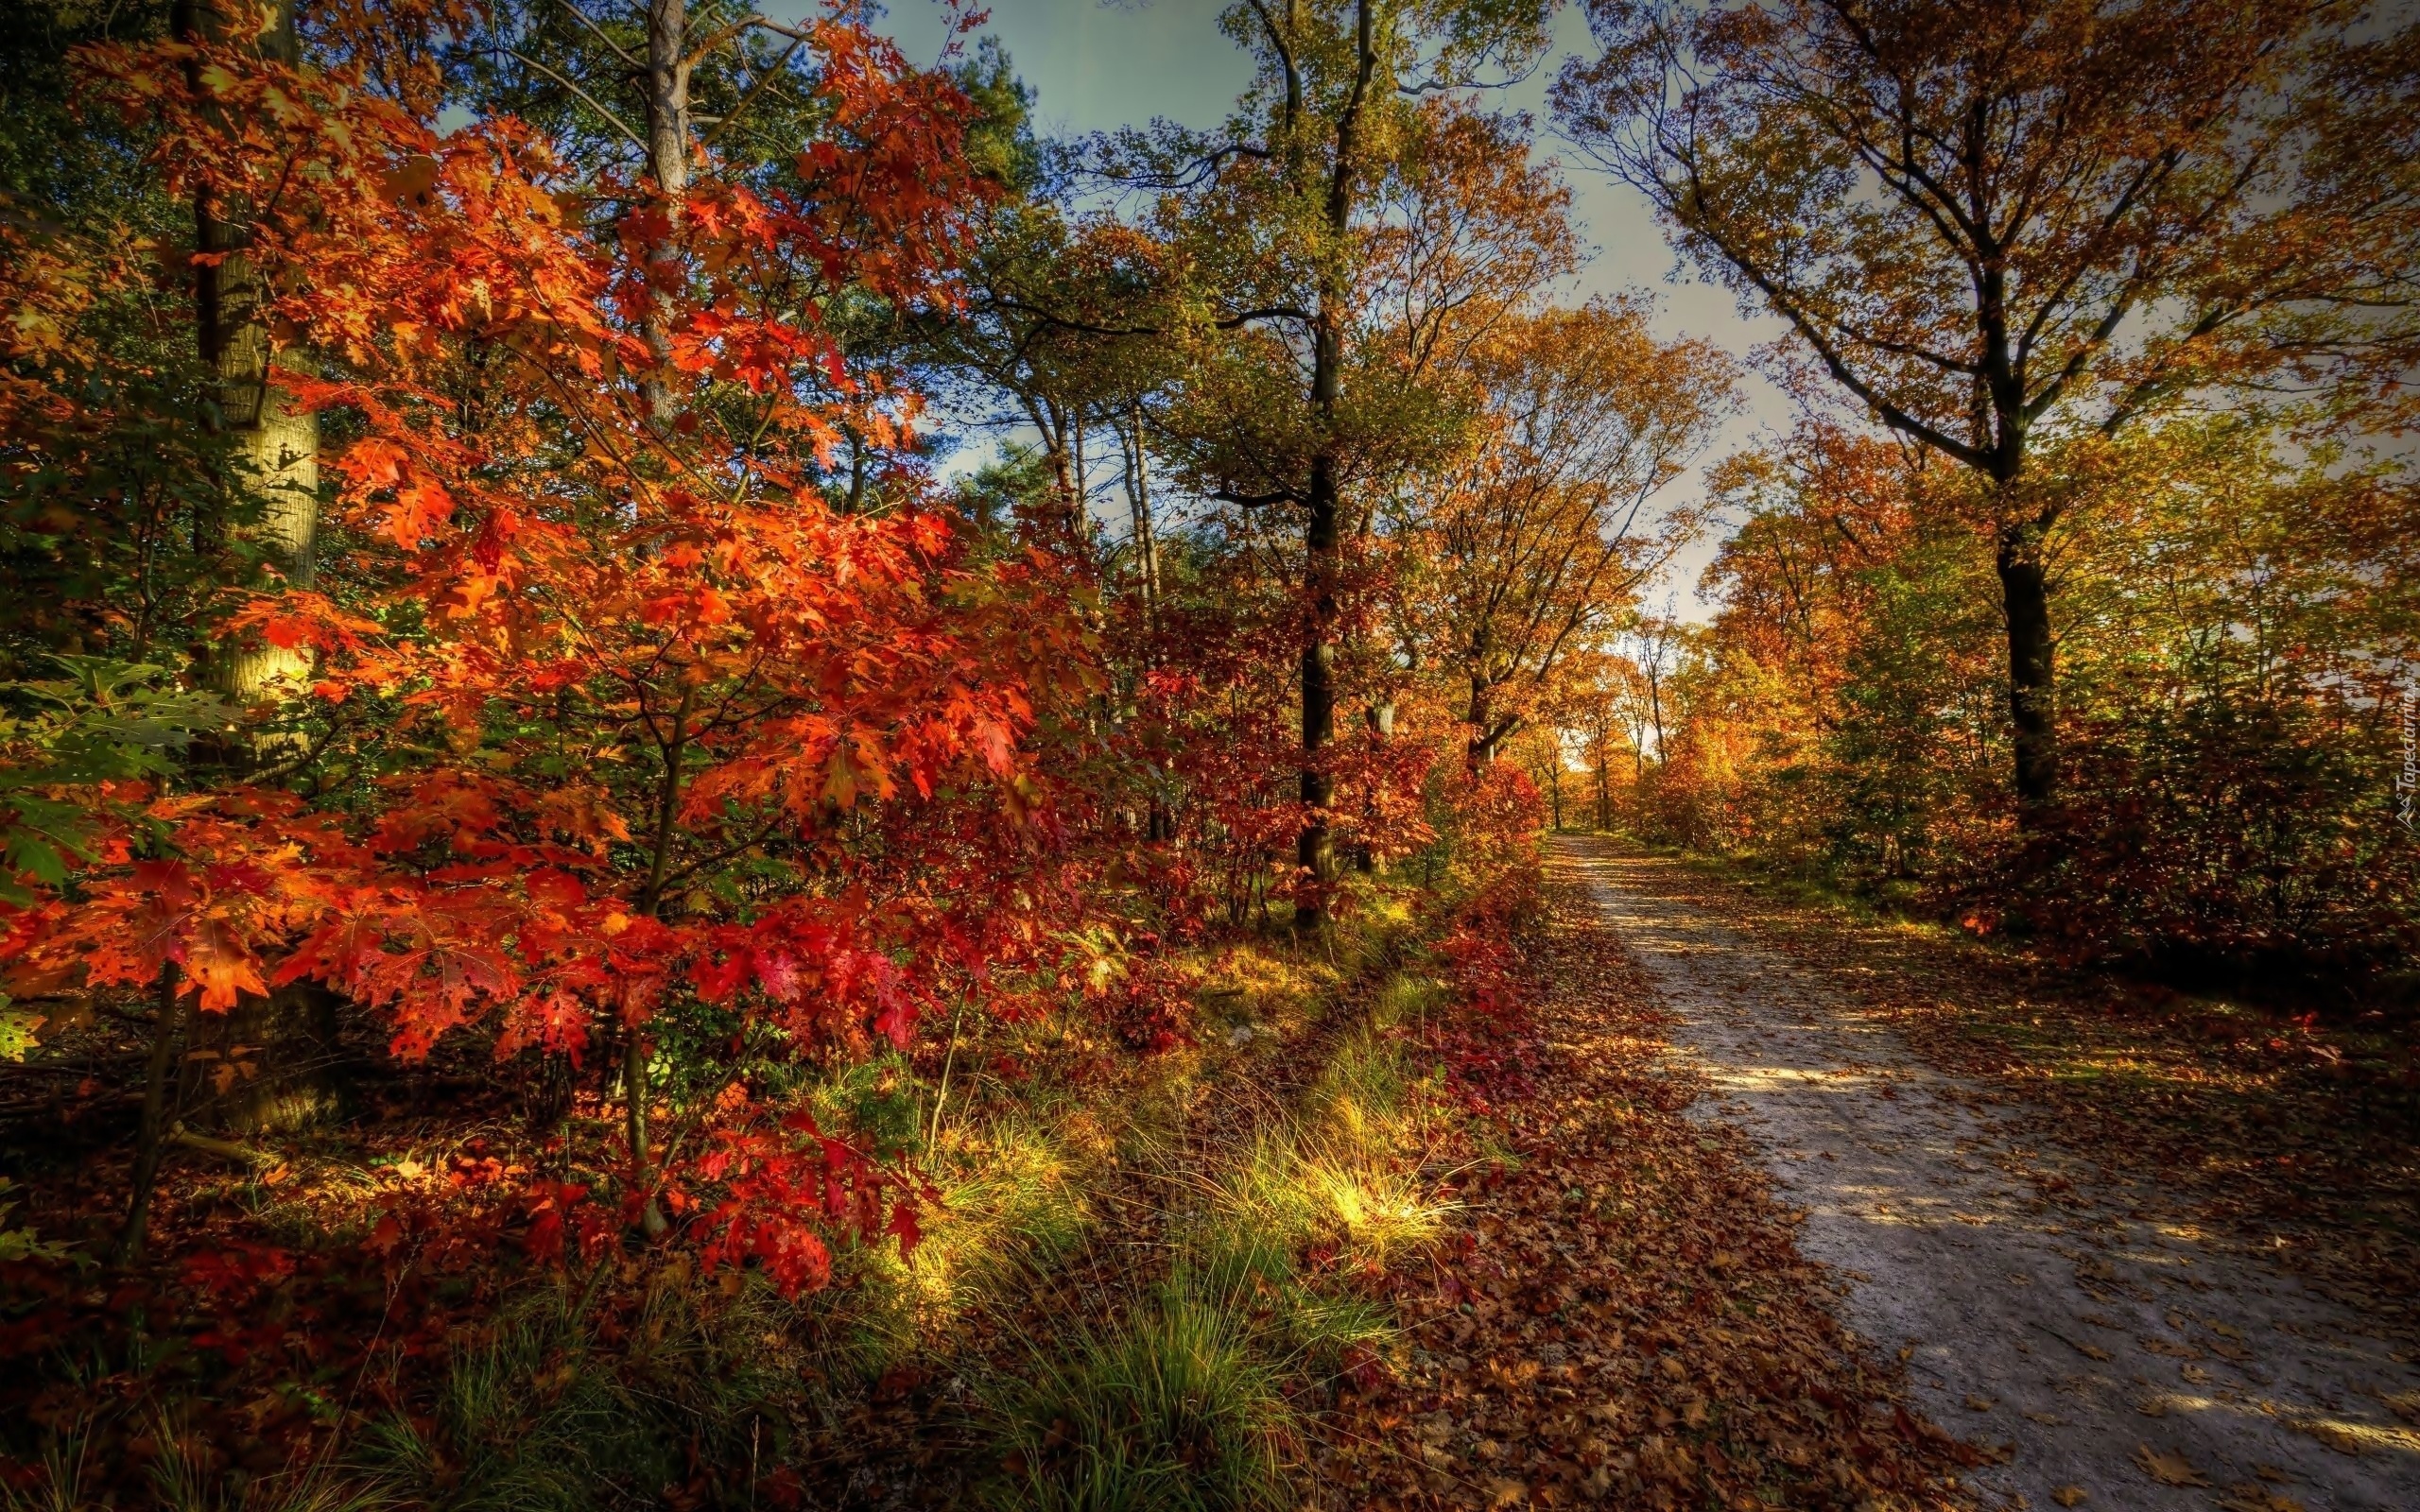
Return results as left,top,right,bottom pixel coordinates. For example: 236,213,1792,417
1311,853,1966,1508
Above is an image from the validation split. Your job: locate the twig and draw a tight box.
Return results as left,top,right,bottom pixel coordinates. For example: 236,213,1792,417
927,1000,969,1149
167,1123,280,1167
509,48,647,150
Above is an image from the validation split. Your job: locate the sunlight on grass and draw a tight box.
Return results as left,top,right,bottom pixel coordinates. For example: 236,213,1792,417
1299,1154,1446,1263
980,948,1460,1510
907,1112,1096,1316
1190,941,1330,1042
1208,978,1454,1274
1211,1130,1447,1272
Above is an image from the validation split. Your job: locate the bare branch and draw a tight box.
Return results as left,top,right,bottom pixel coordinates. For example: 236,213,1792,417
509,48,647,150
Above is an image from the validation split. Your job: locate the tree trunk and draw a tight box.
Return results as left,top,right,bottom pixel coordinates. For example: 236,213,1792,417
620,0,693,1242
184,981,343,1134
1126,406,1175,844
1073,415,1091,548
623,1028,666,1235
639,0,693,428
113,969,189,1268
1025,395,1081,546
1466,676,1499,765
624,672,683,1240
1295,0,1374,930
1126,401,1159,620
172,0,340,1137
1298,447,1340,924
1996,530,2058,819
180,0,319,702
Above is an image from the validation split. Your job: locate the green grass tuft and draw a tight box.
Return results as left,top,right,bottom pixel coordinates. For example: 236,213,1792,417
983,1288,1299,1512
358,1267,808,1511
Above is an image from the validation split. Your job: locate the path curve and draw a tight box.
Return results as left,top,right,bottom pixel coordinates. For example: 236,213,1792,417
1565,838,2420,1512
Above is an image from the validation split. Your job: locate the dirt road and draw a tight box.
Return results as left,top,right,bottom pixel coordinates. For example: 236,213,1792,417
1566,838,2420,1512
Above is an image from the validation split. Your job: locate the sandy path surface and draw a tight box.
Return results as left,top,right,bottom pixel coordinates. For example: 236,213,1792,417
1566,839,2420,1512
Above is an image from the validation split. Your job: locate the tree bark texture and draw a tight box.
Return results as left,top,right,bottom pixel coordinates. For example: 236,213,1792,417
1294,0,1374,929
1997,537,2058,818
113,969,190,1268
179,0,320,702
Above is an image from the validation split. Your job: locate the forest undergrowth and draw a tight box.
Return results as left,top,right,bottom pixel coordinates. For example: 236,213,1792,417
1,834,1990,1512
0,853,1547,1511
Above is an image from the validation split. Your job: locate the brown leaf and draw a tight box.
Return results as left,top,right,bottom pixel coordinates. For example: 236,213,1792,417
1962,1394,1994,1411
2051,1487,2087,1508
2134,1443,2208,1486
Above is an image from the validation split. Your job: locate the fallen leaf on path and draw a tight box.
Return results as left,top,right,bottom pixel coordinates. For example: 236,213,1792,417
2051,1486,2087,1507
1962,1394,1994,1411
1485,1477,1527,1506
2217,1489,2307,1512
2024,1410,2065,1425
2133,1444,2208,1486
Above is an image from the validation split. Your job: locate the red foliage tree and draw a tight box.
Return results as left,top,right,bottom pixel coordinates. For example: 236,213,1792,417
6,0,1099,1285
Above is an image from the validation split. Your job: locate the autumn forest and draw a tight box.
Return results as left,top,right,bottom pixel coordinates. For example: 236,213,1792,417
2,2,2416,1509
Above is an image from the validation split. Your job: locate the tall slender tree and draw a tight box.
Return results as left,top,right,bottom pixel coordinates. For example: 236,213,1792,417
178,0,320,704
1127,0,1570,922
1396,300,1733,763
1556,0,2420,819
